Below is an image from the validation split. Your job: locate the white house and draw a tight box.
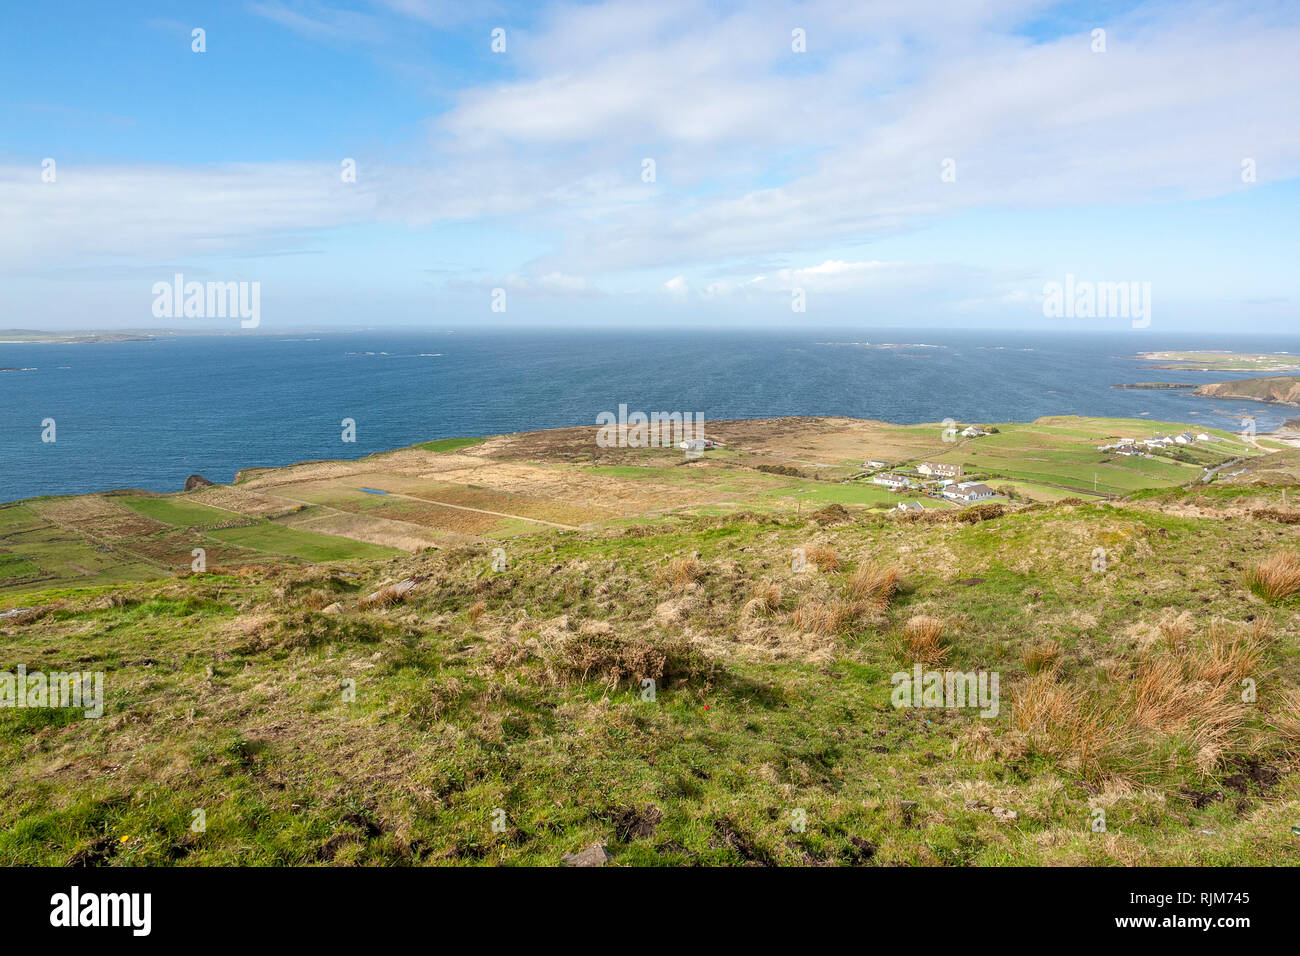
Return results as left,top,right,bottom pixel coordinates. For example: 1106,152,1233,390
961,426,987,438
942,481,996,503
1196,433,1213,442
1174,431,1196,445
863,459,888,470
679,438,715,451
872,473,911,490
917,462,962,478
895,501,924,512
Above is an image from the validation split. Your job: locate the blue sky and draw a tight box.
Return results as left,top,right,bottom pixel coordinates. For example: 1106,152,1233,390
2,0,1298,331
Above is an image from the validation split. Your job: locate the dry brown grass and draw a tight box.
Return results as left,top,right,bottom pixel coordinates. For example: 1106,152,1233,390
791,598,865,636
742,582,783,618
845,562,900,609
1023,639,1061,674
1010,617,1274,781
1268,688,1300,755
661,554,705,592
1157,610,1193,651
902,615,947,665
1245,552,1300,602
549,627,714,690
467,600,487,622
803,544,840,572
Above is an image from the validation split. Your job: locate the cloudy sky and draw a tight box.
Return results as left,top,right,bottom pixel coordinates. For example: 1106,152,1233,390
2,0,1298,331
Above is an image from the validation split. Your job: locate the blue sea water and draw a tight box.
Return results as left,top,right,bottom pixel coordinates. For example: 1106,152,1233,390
3,328,1299,503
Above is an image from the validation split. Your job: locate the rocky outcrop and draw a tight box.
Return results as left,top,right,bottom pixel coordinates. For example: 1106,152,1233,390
1194,376,1300,407
184,474,215,491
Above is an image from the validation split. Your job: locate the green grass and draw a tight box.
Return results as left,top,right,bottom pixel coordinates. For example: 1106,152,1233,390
415,437,486,453
3,416,1298,867
2,494,1297,866
118,495,238,529
206,522,401,562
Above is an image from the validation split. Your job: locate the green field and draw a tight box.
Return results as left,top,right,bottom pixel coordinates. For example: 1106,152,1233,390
118,495,239,528
206,522,401,562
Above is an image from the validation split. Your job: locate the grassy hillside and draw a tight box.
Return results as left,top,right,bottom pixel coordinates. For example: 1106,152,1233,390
2,417,1298,866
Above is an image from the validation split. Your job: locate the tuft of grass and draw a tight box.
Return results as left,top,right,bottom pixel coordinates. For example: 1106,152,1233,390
791,598,866,636
1023,639,1061,674
743,582,783,617
1269,688,1300,755
661,555,704,592
846,562,900,609
902,615,947,665
1244,552,1300,603
803,544,840,572
549,627,714,691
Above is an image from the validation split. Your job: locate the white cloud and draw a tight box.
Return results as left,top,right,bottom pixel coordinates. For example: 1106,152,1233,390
7,0,1300,307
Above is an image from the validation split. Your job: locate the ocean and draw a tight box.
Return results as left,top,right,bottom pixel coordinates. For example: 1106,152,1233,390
3,328,1298,503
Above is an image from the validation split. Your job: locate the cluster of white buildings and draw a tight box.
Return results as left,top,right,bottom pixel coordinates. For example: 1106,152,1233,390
1098,431,1215,454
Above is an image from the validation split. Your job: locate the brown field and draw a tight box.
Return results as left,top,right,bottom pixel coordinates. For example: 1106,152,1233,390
25,495,130,525
189,485,304,517
286,511,457,551
365,499,506,535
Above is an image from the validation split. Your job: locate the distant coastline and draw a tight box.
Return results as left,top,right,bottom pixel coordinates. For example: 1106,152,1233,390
0,330,157,344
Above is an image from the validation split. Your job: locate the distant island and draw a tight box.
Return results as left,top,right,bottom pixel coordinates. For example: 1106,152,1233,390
1111,382,1197,390
1194,375,1300,407
1136,350,1300,372
0,329,157,344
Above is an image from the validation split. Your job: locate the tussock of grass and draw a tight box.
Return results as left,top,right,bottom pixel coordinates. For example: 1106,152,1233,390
791,598,865,636
846,562,900,609
1269,689,1300,755
660,555,704,592
803,544,840,572
549,627,715,691
1023,639,1061,674
742,582,783,618
1245,552,1300,603
902,615,947,665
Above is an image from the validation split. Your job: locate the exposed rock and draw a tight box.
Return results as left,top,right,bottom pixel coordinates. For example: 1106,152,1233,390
561,842,612,867
184,474,215,491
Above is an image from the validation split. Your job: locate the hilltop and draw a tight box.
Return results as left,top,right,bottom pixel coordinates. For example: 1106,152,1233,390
2,416,1298,866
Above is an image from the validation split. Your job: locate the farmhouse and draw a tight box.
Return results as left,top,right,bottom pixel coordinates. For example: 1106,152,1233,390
872,473,911,490
863,459,888,469
961,426,987,438
679,438,715,451
917,462,962,478
895,501,924,512
942,481,995,503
